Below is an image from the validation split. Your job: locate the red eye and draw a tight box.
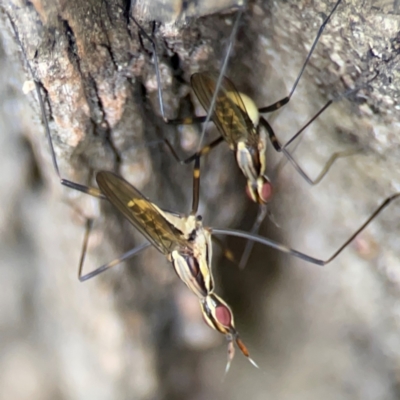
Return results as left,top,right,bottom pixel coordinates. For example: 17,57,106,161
215,304,232,327
260,181,273,203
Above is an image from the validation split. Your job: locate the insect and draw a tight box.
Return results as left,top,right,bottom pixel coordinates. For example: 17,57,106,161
140,0,363,268
89,170,260,373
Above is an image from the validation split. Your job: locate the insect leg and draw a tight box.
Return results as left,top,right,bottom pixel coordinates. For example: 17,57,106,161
258,0,343,114
162,135,224,214
78,240,152,282
162,135,224,164
166,116,208,125
238,205,268,269
133,17,209,126
34,81,106,199
190,136,228,214
212,193,400,266
78,218,94,280
281,85,368,150
131,17,167,121
12,7,106,201
259,114,362,186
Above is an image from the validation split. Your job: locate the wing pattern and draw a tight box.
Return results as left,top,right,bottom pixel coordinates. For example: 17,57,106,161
191,72,256,146
96,171,188,255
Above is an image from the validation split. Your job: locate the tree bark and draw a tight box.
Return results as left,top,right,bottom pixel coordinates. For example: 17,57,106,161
0,0,399,399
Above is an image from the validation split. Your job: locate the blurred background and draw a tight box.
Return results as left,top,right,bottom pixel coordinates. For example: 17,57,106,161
1,0,400,399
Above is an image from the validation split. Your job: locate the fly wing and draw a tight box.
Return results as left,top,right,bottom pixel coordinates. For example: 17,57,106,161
96,171,186,255
191,72,254,146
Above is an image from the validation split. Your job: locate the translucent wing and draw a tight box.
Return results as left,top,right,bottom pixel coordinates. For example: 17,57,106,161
96,171,187,255
191,72,255,146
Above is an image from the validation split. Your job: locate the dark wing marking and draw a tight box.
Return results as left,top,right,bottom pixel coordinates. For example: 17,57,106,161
191,72,256,146
96,171,187,255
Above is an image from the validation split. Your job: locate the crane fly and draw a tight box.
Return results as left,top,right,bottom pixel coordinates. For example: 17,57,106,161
140,0,362,267
92,170,258,373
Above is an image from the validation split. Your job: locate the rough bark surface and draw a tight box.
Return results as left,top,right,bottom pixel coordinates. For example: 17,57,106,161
0,0,400,399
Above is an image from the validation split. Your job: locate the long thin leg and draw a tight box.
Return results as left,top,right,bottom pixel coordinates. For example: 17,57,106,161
270,128,304,184
212,193,400,266
190,136,226,214
132,16,207,127
281,86,364,151
166,116,208,125
61,202,98,281
78,218,94,280
163,136,224,165
263,100,334,153
184,136,225,163
191,155,201,215
259,115,362,186
258,0,342,114
78,240,152,282
238,205,268,269
163,135,225,214
34,81,106,199
131,17,167,121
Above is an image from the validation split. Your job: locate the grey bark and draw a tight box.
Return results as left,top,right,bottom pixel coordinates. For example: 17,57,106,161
0,0,400,399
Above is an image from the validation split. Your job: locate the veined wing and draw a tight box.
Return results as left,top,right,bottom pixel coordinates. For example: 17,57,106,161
96,171,187,255
191,72,255,146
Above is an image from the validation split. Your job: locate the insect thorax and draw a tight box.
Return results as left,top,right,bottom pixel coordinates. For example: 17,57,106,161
170,220,214,299
236,92,259,127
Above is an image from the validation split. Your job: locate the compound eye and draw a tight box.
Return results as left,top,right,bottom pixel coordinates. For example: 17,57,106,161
215,304,232,328
200,294,235,334
259,180,273,203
